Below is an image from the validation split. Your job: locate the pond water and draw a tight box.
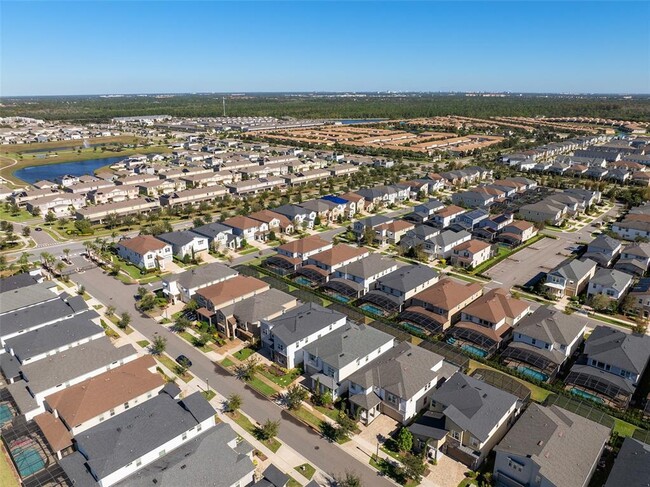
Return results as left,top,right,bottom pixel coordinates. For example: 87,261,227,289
13,157,126,184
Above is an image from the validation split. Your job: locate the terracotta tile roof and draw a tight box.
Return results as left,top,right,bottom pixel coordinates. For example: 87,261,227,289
507,220,535,231
454,321,510,341
45,355,163,430
310,244,369,266
340,192,364,203
196,275,269,308
277,236,331,254
412,278,483,310
118,235,168,254
34,412,72,452
461,288,529,323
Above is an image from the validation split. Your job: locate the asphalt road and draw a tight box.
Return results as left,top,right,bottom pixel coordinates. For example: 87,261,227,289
72,265,393,487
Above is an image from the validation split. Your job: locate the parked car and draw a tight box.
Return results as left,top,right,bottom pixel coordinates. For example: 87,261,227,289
176,354,192,368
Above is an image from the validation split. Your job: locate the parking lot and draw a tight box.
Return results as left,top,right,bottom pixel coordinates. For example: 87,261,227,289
485,236,571,289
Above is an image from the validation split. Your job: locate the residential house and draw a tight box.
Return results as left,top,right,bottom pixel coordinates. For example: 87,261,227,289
614,242,650,276
303,322,395,399
44,355,165,435
414,372,520,468
544,258,598,298
157,231,210,260
518,201,567,226
455,208,490,231
339,192,366,214
604,437,650,487
430,229,472,259
375,220,415,245
222,215,270,242
450,239,493,269
404,200,445,224
347,342,453,425
352,215,394,240
628,278,650,320
586,268,633,303
249,210,294,235
495,220,538,247
162,262,238,303
305,244,369,274
403,279,483,333
116,235,173,270
261,303,348,369
266,236,332,274
76,197,160,223
565,325,650,408
430,205,466,228
159,186,227,207
326,254,400,298
493,403,610,487
194,275,269,313
191,221,241,250
448,288,530,357
273,204,317,230
583,235,623,268
502,306,587,381
374,264,440,303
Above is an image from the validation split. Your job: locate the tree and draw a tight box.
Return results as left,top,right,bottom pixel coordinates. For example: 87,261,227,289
74,218,94,235
224,393,242,413
590,293,613,312
632,318,648,335
235,357,260,382
620,294,638,317
117,312,131,329
335,412,357,439
150,335,167,355
17,252,30,272
172,316,191,332
78,285,86,296
396,427,413,453
106,304,116,316
137,292,157,312
192,332,211,348
285,384,308,410
268,230,277,242
175,356,190,376
22,226,30,237
45,211,57,224
256,419,280,441
184,299,199,312
401,453,426,482
193,217,206,228
137,286,148,299
332,471,363,487
63,248,71,262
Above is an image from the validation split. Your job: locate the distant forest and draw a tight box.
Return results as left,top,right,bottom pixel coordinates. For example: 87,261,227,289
1,93,650,122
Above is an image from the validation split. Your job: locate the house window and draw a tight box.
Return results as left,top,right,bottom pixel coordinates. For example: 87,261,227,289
450,430,461,441
470,436,480,448
508,458,523,473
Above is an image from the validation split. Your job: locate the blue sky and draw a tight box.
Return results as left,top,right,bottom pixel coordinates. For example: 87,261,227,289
2,1,648,95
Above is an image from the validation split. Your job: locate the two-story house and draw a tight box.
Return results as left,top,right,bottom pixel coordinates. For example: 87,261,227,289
450,239,493,269
495,220,538,247
261,303,348,369
586,267,633,303
614,242,650,277
116,235,173,270
162,262,238,303
502,306,587,381
191,221,241,250
565,325,650,408
302,322,395,399
583,235,623,268
629,278,650,320
544,258,598,298
266,236,332,275
157,231,210,260
326,254,399,298
221,215,270,242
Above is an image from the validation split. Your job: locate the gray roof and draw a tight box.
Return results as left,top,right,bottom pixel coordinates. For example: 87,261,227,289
0,281,59,314
347,342,444,399
431,372,518,442
267,302,346,344
408,411,448,441
590,267,633,292
513,306,586,347
336,254,398,280
169,262,238,290
75,391,216,479
0,272,40,292
0,353,21,381
219,288,296,324
299,199,333,213
191,222,233,240
495,403,611,487
6,380,39,414
549,258,597,282
587,234,622,253
622,242,650,259
0,293,89,337
21,337,137,394
604,437,650,487
5,311,101,362
377,264,438,293
302,322,394,370
568,364,636,394
434,230,471,248
356,215,393,228
273,204,311,219
157,230,201,247
261,464,290,487
59,452,98,487
584,325,650,375
406,225,440,240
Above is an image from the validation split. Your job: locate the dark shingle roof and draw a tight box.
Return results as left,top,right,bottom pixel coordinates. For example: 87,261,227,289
604,437,650,487
267,302,345,344
584,325,650,375
377,264,438,293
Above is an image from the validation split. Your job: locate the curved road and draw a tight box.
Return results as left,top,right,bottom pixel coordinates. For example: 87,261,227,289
72,265,393,487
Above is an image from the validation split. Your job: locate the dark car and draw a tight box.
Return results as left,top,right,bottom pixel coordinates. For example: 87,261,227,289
176,354,192,368
35,227,42,232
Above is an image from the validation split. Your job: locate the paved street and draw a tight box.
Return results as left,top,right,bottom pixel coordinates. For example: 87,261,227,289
72,266,394,487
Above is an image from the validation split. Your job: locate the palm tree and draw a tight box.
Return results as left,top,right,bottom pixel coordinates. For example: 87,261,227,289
62,248,71,262
54,260,65,276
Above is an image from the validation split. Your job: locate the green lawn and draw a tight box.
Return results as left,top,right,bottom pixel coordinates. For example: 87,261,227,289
229,412,282,453
0,205,35,223
0,445,19,487
177,331,211,352
287,476,301,487
291,407,324,431
472,235,545,275
247,376,278,397
470,364,552,403
613,419,637,437
314,405,341,422
259,367,301,388
457,479,478,487
234,348,255,361
156,354,192,383
239,246,259,255
294,463,316,480
221,357,235,367
136,340,150,348
202,390,217,401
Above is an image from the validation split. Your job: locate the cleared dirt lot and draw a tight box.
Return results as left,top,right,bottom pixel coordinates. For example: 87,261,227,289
485,236,572,289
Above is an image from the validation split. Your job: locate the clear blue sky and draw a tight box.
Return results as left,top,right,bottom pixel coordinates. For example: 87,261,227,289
2,1,648,96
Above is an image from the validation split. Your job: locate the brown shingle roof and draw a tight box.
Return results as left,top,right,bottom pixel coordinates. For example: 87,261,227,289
412,278,483,310
222,215,261,230
461,288,529,323
196,275,269,308
45,355,163,429
453,239,491,253
277,236,331,255
310,244,369,266
34,412,72,452
118,235,168,254
436,205,465,217
249,210,292,228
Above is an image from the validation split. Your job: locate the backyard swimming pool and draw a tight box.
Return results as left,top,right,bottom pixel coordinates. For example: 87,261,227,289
328,292,353,303
515,366,548,382
401,322,425,335
0,403,14,426
294,276,313,286
360,303,384,315
11,442,45,477
461,344,488,358
570,388,604,404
